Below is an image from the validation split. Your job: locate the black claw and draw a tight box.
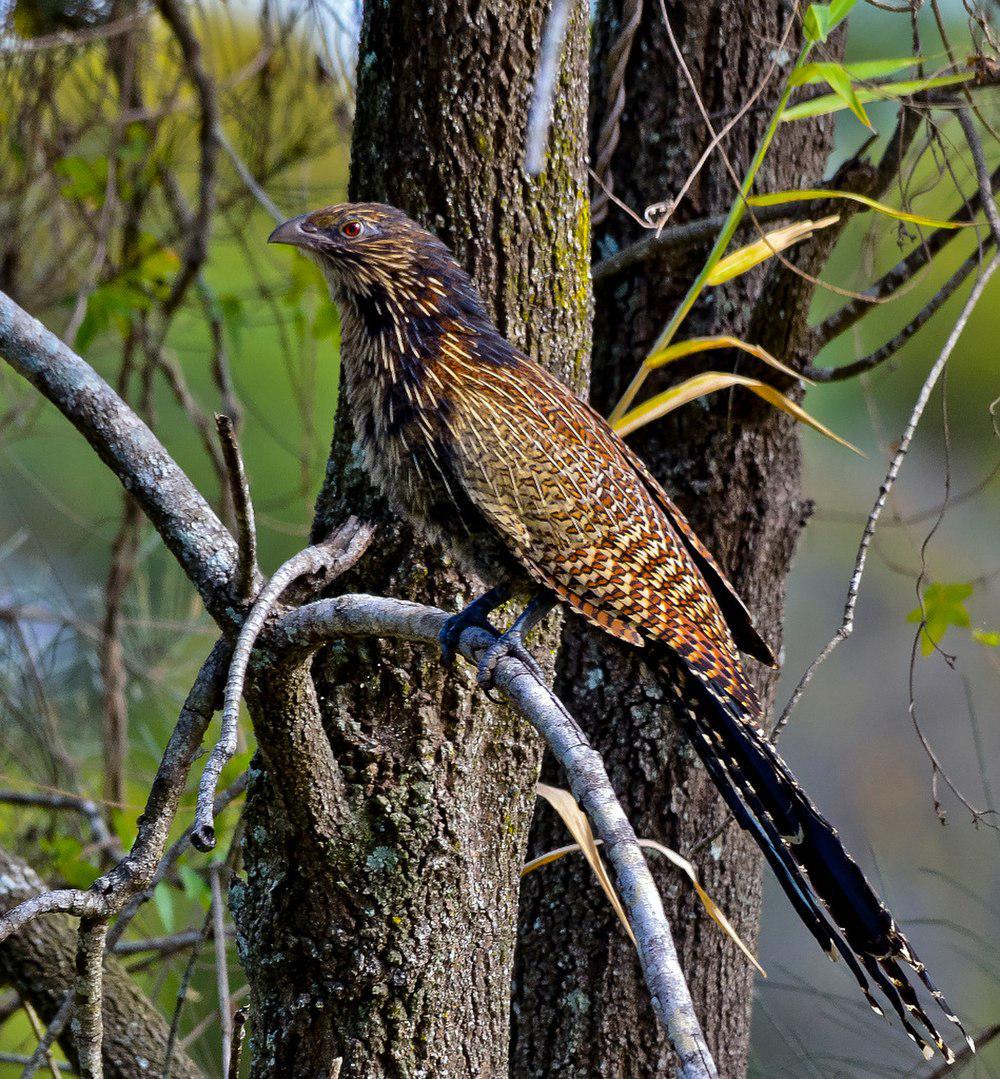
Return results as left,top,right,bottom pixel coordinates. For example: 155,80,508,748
439,607,500,669
438,617,463,669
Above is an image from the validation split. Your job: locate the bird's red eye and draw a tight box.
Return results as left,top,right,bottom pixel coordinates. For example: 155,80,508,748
341,220,363,238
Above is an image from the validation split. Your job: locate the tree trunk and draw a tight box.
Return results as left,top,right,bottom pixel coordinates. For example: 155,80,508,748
512,3,841,1075
232,2,592,1076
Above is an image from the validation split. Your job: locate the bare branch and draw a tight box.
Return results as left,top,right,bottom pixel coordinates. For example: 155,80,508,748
0,790,114,852
0,290,239,620
0,11,148,54
0,847,204,1079
957,109,1000,246
217,127,284,224
215,414,258,600
110,773,247,947
811,176,996,347
228,1009,247,1079
803,241,993,381
192,518,375,852
72,918,107,1079
592,201,800,282
275,593,718,1079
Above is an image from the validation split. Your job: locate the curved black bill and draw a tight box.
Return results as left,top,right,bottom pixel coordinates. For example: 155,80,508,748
268,215,312,248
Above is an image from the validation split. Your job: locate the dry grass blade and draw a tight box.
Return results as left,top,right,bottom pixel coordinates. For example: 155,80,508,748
533,783,636,945
612,371,863,454
638,839,765,977
706,216,839,284
748,189,978,230
522,828,764,976
644,334,813,383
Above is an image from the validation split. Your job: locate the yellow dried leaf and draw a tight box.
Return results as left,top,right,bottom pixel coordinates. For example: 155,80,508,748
533,783,636,944
522,823,765,976
706,215,839,285
612,371,862,455
644,334,813,384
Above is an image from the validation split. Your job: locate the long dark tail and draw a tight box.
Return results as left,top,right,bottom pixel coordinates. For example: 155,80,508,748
661,657,972,1063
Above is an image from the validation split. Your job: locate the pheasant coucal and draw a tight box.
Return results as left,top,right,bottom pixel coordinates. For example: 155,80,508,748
269,202,970,1062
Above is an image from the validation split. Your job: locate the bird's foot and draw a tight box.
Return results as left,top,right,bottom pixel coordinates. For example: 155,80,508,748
476,628,546,692
437,599,500,664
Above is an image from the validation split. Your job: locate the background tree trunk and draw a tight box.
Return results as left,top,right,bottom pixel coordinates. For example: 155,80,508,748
0,847,203,1079
512,2,842,1075
232,2,592,1076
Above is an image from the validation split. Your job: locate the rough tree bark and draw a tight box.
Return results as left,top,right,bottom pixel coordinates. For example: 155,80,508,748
232,2,593,1076
513,2,842,1075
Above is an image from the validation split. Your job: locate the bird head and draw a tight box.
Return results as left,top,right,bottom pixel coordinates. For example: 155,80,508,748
268,203,462,303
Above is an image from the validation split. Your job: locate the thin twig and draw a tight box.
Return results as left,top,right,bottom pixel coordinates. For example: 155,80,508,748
215,414,258,600
216,127,283,224
957,109,1000,246
589,0,643,220
0,790,114,851
0,11,148,54
925,1021,1000,1077
0,640,227,939
162,906,213,1079
592,202,801,281
274,593,718,1079
0,1054,69,1073
21,1000,62,1079
110,772,247,947
191,518,374,852
113,925,234,956
19,996,72,1079
774,251,1000,739
210,863,232,1077
155,0,221,316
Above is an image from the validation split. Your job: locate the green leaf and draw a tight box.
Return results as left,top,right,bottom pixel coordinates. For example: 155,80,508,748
972,629,1000,647
54,155,108,206
824,64,871,128
907,582,972,655
117,124,150,163
747,188,976,230
782,72,974,122
794,58,922,84
153,881,175,933
179,864,211,909
792,62,871,127
39,836,99,889
803,0,856,42
76,283,148,352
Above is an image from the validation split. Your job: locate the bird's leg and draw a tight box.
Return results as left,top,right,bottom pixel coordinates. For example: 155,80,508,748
438,583,513,668
476,592,555,690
